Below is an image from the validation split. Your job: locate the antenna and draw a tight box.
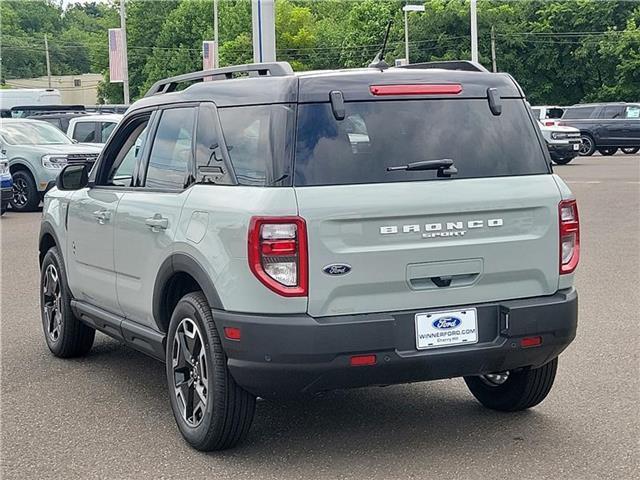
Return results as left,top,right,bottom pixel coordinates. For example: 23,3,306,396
368,19,393,70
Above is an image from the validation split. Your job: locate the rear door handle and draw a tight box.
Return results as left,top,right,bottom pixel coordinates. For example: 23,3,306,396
93,210,111,224
145,214,169,232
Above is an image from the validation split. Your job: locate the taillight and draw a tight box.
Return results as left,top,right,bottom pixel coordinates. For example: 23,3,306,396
559,200,580,274
544,120,556,126
248,216,308,297
370,84,462,96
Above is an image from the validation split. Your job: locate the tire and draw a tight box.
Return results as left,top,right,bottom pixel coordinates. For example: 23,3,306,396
597,147,618,156
552,156,575,165
40,246,95,358
464,357,558,412
10,170,40,212
166,291,256,451
578,134,595,156
621,147,640,154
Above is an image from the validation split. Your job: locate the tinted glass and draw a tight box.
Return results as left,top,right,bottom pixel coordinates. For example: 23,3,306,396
602,106,625,119
562,107,595,119
218,104,294,186
145,108,195,190
294,99,548,186
0,121,72,145
73,122,96,142
100,122,117,142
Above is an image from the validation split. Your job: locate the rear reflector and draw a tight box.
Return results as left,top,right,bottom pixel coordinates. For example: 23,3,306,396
559,200,580,274
370,84,462,96
350,354,377,366
520,336,542,348
224,327,241,341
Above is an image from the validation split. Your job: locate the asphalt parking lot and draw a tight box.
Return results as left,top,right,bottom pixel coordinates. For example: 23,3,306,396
1,154,638,480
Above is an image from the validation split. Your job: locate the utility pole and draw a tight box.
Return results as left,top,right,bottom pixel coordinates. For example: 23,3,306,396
119,0,130,105
44,34,52,88
213,0,219,67
470,0,478,63
491,26,497,72
404,8,409,64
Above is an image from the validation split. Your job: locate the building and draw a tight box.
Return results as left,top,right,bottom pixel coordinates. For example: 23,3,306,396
5,74,102,105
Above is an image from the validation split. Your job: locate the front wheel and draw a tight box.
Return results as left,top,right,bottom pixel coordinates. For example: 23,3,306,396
552,156,575,165
578,135,595,156
464,357,558,412
621,147,639,154
10,170,40,212
166,291,256,451
40,247,95,357
597,147,618,156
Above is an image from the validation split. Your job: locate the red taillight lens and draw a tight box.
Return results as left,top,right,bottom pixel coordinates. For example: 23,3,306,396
248,216,308,297
370,84,462,96
544,120,555,126
559,200,580,274
224,327,241,341
520,336,542,348
350,354,377,367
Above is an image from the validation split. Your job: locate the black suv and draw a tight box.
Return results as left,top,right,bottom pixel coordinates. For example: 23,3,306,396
559,102,640,156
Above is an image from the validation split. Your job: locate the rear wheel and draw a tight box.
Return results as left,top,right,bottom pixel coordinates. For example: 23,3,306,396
597,147,617,156
578,135,595,156
166,291,256,451
10,170,40,212
464,358,558,411
40,247,95,357
621,147,639,154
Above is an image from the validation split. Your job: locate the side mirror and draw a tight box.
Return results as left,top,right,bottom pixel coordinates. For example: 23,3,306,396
56,164,88,191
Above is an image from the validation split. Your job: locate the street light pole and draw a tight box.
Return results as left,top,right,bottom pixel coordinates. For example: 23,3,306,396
402,4,425,65
470,0,478,63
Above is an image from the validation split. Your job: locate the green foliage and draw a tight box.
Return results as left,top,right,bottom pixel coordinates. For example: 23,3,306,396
2,0,639,105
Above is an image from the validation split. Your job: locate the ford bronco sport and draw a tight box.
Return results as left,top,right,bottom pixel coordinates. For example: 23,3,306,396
39,61,579,451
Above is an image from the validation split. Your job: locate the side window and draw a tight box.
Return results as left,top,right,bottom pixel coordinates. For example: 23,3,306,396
563,107,595,119
144,107,195,190
100,115,151,187
602,106,625,119
73,122,96,142
100,122,117,142
625,105,640,119
195,103,230,183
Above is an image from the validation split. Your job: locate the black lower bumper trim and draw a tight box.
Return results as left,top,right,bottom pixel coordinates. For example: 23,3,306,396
215,289,578,399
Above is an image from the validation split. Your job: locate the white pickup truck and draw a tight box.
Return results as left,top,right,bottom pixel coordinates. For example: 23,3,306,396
66,114,122,146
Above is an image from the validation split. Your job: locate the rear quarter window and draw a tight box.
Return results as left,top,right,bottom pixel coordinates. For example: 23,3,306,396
294,99,548,186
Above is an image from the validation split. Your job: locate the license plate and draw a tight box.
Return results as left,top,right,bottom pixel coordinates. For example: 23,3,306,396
415,309,478,350
573,144,580,151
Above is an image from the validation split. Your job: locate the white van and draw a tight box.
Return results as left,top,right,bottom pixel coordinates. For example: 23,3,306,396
0,89,62,112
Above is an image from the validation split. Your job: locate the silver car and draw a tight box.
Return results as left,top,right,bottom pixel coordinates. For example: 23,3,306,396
0,118,102,211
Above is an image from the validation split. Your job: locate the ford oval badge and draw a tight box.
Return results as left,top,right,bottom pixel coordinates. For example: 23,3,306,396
432,316,462,329
323,264,352,276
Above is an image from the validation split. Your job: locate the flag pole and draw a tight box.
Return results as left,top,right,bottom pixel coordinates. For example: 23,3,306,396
119,0,130,104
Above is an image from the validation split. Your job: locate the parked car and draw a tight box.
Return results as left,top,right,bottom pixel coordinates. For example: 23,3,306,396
0,119,102,212
538,120,582,164
0,151,12,215
40,61,579,451
27,111,88,132
531,105,565,125
559,102,640,156
66,114,123,145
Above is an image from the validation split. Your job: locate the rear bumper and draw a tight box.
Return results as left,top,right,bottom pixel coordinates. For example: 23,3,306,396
217,288,578,398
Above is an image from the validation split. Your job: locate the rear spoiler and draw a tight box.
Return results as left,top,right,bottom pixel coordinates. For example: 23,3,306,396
398,61,489,73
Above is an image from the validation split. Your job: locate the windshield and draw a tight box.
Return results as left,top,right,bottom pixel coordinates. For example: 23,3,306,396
0,121,73,145
294,99,549,186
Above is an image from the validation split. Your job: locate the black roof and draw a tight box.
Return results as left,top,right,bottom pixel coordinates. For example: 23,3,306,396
129,61,523,113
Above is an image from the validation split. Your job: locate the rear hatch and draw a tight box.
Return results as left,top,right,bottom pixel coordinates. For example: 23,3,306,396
293,80,561,317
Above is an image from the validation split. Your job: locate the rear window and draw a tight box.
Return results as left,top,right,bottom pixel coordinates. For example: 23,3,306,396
562,107,595,119
294,99,548,186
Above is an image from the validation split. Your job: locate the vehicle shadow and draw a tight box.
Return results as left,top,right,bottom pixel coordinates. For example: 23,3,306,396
79,337,566,466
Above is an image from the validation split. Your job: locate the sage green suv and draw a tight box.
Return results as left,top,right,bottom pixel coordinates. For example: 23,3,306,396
39,61,579,451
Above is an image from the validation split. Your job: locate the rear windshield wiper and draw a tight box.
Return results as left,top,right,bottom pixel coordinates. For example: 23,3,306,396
387,159,458,177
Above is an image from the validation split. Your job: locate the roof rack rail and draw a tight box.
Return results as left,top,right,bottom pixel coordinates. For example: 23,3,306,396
398,61,489,73
145,62,294,97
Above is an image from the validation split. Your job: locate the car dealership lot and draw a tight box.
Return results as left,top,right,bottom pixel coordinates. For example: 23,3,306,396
1,155,638,480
